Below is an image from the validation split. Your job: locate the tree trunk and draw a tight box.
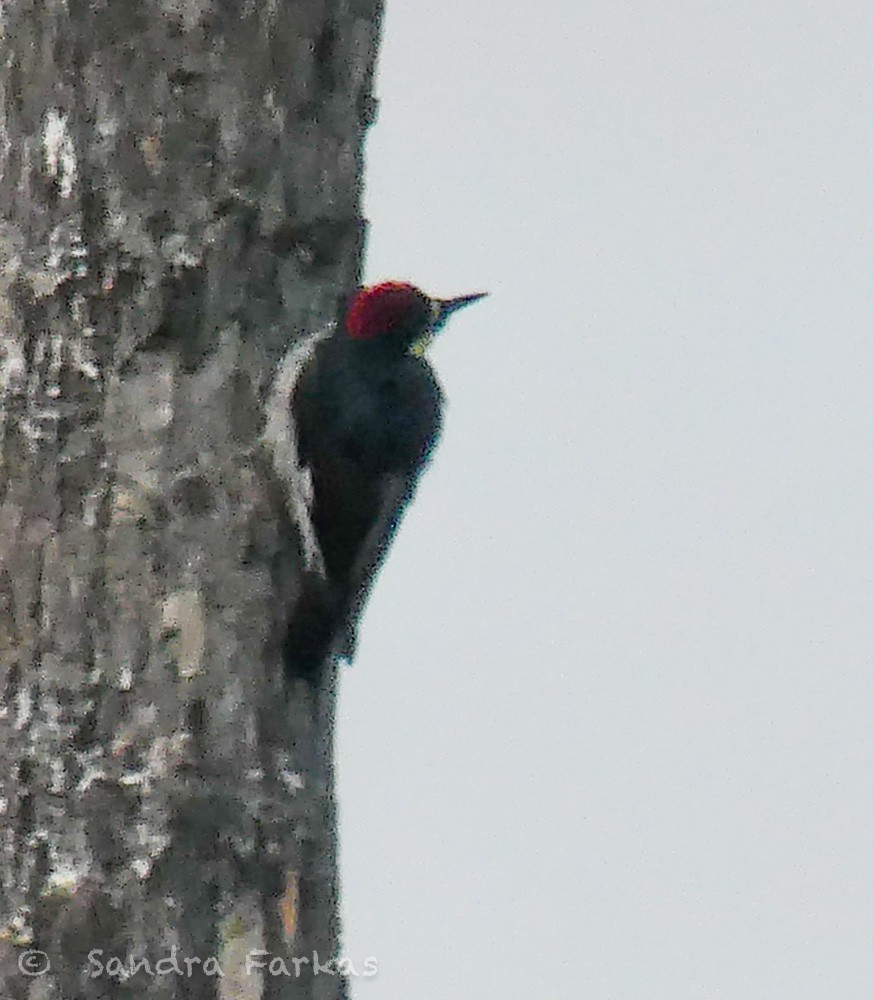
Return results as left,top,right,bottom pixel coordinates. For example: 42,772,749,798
0,1,381,997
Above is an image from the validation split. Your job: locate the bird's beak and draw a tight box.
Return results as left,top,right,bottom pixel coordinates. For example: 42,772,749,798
410,291,489,356
435,291,489,324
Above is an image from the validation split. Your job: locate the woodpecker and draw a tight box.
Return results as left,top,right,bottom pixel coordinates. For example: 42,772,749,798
278,280,487,680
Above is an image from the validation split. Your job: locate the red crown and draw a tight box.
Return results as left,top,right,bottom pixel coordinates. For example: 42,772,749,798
346,281,428,340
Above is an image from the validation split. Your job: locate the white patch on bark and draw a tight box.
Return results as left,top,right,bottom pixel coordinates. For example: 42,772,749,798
263,89,285,130
82,487,104,528
95,91,119,139
158,0,211,32
130,822,172,881
44,855,90,897
19,332,61,446
43,109,77,198
1,908,34,946
46,331,63,400
117,733,190,804
261,326,334,576
70,292,101,379
76,764,107,794
278,768,304,794
48,757,66,795
14,686,32,730
0,333,25,395
161,232,201,269
0,96,10,172
218,898,266,1000
162,590,206,678
111,363,175,493
31,222,88,297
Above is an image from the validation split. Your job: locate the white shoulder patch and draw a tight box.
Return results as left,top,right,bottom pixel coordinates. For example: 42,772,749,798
262,324,334,576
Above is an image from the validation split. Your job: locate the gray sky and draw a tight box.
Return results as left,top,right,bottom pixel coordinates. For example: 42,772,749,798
338,2,873,997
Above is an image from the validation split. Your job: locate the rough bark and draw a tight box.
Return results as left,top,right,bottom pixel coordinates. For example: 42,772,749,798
0,1,381,997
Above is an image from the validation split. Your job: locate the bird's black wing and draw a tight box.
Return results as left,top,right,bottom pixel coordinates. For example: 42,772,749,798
285,346,441,677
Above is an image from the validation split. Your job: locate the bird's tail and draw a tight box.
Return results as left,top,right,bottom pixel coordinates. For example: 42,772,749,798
283,572,348,683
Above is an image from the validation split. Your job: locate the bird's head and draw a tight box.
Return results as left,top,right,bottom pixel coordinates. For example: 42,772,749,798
345,281,488,355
